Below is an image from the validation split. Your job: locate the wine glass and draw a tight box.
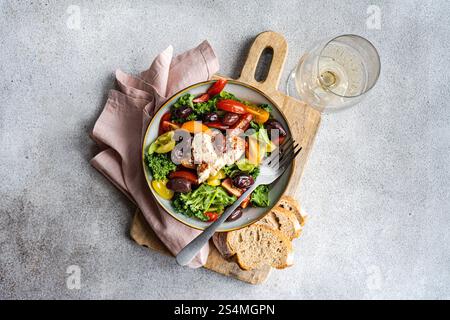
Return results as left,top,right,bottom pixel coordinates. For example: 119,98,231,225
286,34,380,113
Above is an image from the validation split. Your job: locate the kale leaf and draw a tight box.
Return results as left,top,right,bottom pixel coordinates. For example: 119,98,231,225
145,153,176,181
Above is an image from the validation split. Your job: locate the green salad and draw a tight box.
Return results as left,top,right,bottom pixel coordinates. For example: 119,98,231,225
145,79,287,222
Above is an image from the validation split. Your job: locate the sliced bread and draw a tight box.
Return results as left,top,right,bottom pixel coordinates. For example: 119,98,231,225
212,195,305,270
256,207,301,240
217,224,293,270
276,195,306,225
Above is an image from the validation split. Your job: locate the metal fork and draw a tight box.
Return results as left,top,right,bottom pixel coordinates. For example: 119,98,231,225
176,137,302,266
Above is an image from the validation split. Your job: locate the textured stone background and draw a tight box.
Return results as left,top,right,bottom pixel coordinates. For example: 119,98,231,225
1,0,449,299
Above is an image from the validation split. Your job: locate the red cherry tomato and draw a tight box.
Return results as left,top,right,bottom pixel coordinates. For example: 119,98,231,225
206,121,229,130
159,112,172,134
207,79,227,96
217,99,247,114
160,121,180,134
169,170,198,184
205,212,219,222
193,93,210,103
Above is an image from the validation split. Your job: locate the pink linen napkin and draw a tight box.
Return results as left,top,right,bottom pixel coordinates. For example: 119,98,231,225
90,41,220,268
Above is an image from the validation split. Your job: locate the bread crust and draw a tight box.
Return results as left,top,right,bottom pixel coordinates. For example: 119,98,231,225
276,195,306,225
211,195,305,270
212,233,234,258
256,207,301,240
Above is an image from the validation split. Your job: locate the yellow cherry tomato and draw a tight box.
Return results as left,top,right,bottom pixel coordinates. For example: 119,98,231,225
209,169,226,181
206,178,221,186
151,180,174,200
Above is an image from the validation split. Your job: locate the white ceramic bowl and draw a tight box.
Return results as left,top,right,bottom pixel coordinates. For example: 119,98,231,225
142,80,293,232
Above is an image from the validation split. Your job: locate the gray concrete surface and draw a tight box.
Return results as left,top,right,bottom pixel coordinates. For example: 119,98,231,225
1,0,449,299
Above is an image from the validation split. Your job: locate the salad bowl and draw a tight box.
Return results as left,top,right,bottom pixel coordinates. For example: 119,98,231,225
142,79,293,232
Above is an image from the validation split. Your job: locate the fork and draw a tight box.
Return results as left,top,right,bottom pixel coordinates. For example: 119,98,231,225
176,137,302,266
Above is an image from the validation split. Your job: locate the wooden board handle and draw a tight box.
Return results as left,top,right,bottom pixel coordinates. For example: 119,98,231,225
238,31,288,92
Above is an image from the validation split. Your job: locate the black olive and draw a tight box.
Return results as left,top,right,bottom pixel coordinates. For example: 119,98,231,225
203,112,219,122
232,174,254,189
222,112,240,126
167,178,192,193
264,119,287,137
173,105,194,119
226,207,243,222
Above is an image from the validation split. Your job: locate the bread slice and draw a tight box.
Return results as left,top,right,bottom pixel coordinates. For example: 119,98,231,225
212,195,305,270
276,195,306,226
256,207,301,240
213,225,293,270
212,231,234,259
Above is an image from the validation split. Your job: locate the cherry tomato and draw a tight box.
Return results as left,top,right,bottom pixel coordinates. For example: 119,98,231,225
242,104,270,124
169,170,198,184
193,93,210,103
217,99,247,114
206,178,221,186
205,212,219,222
181,121,211,134
159,112,172,134
151,180,174,200
206,121,229,130
160,121,180,135
210,169,226,180
207,79,227,96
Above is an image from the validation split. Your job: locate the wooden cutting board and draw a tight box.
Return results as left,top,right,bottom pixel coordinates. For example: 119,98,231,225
130,31,321,284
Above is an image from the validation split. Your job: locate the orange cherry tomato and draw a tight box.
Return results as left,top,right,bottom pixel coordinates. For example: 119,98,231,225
242,104,270,124
207,79,227,96
181,121,211,134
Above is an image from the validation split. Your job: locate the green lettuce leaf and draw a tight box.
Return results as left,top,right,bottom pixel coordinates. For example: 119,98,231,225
173,184,237,221
250,185,270,207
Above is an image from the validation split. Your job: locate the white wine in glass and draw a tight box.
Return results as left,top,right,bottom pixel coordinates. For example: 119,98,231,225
287,34,380,112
